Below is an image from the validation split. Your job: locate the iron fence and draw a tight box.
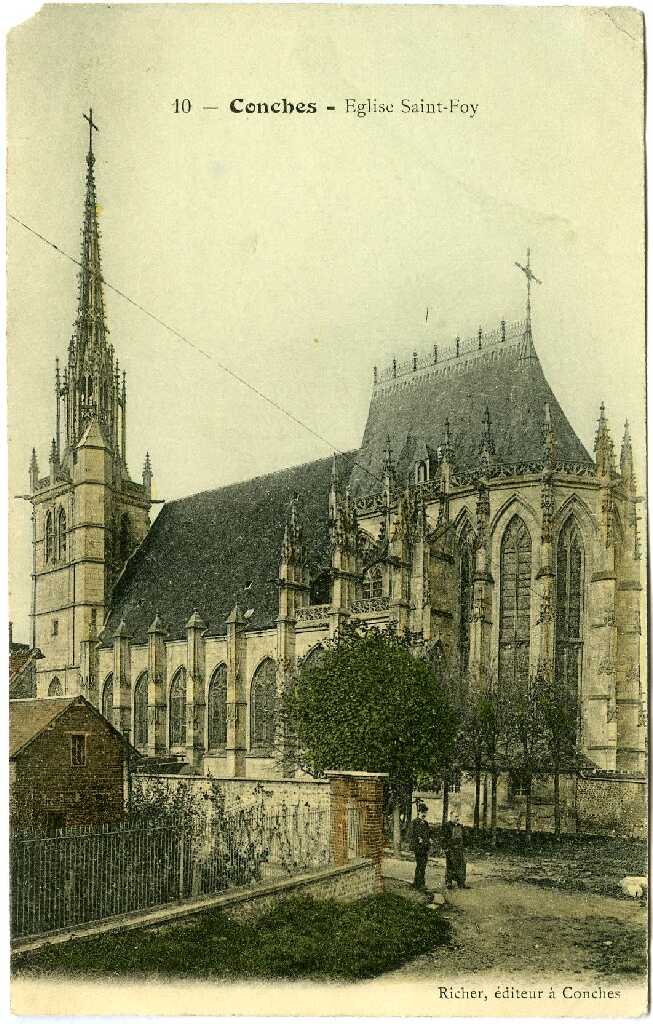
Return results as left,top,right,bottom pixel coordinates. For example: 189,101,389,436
11,804,330,940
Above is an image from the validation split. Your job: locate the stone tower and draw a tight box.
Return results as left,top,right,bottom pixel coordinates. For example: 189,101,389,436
28,111,152,699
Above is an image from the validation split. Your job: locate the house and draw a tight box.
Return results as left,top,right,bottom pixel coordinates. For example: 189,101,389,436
10,695,138,831
9,623,42,700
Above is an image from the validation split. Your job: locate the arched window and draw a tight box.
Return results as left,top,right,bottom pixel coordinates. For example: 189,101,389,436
555,520,584,701
207,664,228,750
498,516,532,694
119,513,131,565
45,511,54,563
48,677,63,697
102,673,114,722
459,536,473,674
133,672,148,750
362,565,383,600
169,668,187,748
58,507,67,561
301,645,324,671
310,569,331,606
250,658,276,753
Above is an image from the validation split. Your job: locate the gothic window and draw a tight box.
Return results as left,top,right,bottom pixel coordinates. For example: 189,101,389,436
207,664,228,750
169,668,187,748
119,513,131,565
45,511,54,563
498,516,532,694
250,658,276,753
310,570,331,606
555,520,584,700
58,507,67,561
301,645,324,671
362,565,383,600
48,677,63,697
458,536,473,674
133,672,148,751
102,674,114,722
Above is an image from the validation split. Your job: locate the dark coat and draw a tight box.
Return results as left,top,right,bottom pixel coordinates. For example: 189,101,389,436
409,816,431,856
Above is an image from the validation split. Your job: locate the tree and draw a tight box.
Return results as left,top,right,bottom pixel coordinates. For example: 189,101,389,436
283,623,458,851
535,666,582,839
504,677,548,844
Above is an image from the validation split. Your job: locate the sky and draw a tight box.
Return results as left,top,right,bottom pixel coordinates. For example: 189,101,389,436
6,4,645,642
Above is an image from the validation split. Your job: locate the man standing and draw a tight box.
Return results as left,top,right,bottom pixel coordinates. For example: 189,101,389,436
409,803,431,890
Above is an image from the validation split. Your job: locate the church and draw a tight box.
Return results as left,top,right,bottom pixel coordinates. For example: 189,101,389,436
26,119,646,788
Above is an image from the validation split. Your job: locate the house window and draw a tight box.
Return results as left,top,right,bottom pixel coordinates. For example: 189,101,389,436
169,668,187,748
509,775,530,799
133,672,148,750
52,619,59,637
70,734,86,767
45,511,54,563
250,658,276,753
555,520,584,704
498,516,532,694
207,664,227,750
362,565,383,600
48,676,62,696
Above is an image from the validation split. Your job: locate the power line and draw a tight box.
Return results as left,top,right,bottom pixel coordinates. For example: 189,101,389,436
8,211,382,485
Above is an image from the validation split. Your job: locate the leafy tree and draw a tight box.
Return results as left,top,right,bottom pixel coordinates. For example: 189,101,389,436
504,676,548,843
283,623,458,850
534,665,582,839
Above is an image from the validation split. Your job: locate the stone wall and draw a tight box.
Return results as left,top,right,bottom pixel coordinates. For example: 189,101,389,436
225,860,380,921
575,774,647,839
132,773,330,816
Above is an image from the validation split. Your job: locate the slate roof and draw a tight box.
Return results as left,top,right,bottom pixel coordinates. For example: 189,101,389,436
10,697,77,758
103,452,357,645
349,337,593,495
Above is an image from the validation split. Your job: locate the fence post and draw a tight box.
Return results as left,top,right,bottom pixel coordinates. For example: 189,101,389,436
326,771,388,884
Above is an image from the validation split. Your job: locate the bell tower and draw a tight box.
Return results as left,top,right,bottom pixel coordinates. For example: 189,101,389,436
28,110,153,698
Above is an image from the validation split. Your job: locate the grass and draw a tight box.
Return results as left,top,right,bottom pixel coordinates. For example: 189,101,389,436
13,893,450,981
426,828,647,900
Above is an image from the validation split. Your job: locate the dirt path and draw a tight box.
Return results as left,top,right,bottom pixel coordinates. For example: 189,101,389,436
383,857,647,982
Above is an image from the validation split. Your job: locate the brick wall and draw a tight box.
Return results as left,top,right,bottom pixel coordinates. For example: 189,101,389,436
11,703,127,829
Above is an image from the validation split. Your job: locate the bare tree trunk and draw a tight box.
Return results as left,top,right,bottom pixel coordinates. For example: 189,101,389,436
482,773,488,830
441,781,450,827
553,764,561,840
473,766,481,831
490,770,498,847
525,779,533,844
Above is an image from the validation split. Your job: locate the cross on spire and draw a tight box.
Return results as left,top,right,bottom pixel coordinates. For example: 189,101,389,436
514,248,542,326
83,108,99,159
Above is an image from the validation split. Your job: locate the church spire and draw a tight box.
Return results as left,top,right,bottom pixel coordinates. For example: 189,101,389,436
63,109,123,454
75,108,107,370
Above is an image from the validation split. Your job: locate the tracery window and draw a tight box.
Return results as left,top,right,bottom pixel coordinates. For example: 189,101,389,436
555,520,584,701
45,511,54,563
133,672,148,750
498,516,532,694
102,673,114,722
250,658,276,753
48,677,63,697
458,536,473,674
169,668,187,748
58,507,67,561
207,664,228,750
119,513,131,565
362,565,383,600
